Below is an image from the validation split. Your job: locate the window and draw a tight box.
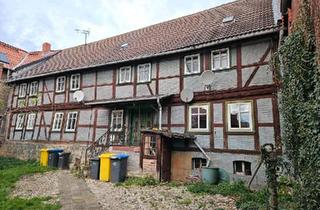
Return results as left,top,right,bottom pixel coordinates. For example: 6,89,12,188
119,66,131,84
137,63,151,83
26,113,36,130
15,114,24,130
56,76,66,92
52,112,64,131
192,158,207,169
70,74,80,91
18,83,27,98
189,104,209,132
144,136,156,156
111,110,123,131
212,48,230,70
65,112,78,132
227,101,253,132
184,54,200,74
29,81,38,96
233,161,252,175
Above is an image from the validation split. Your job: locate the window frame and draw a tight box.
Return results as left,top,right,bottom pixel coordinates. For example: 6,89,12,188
26,113,36,130
52,112,64,132
188,104,210,132
15,113,25,130
192,157,207,170
118,66,132,84
226,101,254,133
18,83,27,98
70,74,81,91
56,76,66,93
29,81,38,96
211,48,230,71
111,110,124,132
137,63,151,83
184,53,200,75
65,112,78,132
233,161,252,176
144,135,157,157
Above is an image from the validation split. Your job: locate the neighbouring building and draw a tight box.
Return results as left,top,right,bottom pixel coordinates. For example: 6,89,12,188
0,42,56,141
4,0,282,187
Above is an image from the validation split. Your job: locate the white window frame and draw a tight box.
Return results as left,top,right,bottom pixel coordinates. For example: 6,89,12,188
56,76,66,93
111,110,124,132
211,48,230,70
70,74,80,91
65,112,78,132
18,83,27,98
188,104,209,132
15,113,25,130
26,113,36,130
29,81,38,96
233,161,252,176
227,101,253,132
118,66,132,84
52,112,64,131
184,54,200,75
137,63,151,83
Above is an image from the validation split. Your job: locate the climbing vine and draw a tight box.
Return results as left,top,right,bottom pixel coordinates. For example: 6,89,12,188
276,0,320,209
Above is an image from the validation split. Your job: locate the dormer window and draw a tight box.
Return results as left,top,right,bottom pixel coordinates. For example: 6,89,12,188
184,54,200,75
18,83,27,98
70,74,80,91
212,48,230,70
119,66,131,84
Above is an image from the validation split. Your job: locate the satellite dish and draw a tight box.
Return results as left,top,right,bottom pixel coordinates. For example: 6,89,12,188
73,90,85,102
200,70,215,85
180,88,194,103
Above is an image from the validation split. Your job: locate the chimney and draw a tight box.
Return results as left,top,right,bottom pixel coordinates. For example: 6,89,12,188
42,42,51,52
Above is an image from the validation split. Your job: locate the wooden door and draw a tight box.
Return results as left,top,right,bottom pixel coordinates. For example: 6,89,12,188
160,138,172,181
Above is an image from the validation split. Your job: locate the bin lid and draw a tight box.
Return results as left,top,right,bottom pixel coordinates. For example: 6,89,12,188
59,152,71,156
99,153,115,158
90,157,100,161
40,148,48,152
48,148,64,153
111,153,129,159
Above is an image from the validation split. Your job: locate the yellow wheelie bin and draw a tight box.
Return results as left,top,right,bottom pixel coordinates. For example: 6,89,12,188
40,148,49,166
99,152,115,181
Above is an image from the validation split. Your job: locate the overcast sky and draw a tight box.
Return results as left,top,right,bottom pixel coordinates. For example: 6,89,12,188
0,0,234,51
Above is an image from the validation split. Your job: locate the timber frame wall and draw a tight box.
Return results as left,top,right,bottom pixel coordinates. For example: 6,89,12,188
6,33,281,155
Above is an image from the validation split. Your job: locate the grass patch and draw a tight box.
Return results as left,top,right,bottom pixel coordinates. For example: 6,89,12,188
187,181,295,210
0,156,61,210
116,176,159,187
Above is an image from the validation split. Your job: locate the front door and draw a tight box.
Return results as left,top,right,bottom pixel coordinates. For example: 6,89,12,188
129,105,153,145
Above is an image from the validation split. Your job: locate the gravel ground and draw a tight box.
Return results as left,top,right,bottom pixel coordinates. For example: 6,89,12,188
10,170,61,205
10,170,237,210
86,179,237,210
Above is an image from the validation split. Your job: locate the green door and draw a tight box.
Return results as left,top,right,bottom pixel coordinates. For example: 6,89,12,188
129,106,153,145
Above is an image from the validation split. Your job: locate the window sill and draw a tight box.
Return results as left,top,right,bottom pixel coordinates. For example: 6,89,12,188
143,155,156,159
212,67,236,72
227,131,255,135
184,72,202,77
64,130,76,133
26,128,34,131
51,130,62,133
55,91,65,94
117,82,133,86
69,89,80,92
137,81,151,84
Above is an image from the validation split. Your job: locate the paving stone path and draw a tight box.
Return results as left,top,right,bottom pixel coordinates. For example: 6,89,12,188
58,171,101,210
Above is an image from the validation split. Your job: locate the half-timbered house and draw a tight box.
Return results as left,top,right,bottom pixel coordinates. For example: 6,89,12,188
5,0,281,186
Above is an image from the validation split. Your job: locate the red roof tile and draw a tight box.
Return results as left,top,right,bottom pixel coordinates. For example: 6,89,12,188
11,0,280,81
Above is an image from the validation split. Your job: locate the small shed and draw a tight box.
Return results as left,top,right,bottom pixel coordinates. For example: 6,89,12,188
140,129,195,181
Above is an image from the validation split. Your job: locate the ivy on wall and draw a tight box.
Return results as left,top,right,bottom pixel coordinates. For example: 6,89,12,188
277,0,320,209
